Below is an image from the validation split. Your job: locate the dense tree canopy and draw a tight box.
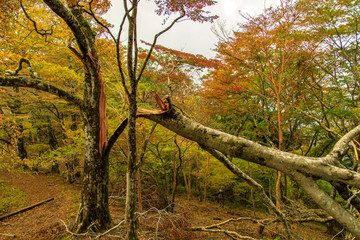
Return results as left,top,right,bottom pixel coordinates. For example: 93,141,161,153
1,0,360,239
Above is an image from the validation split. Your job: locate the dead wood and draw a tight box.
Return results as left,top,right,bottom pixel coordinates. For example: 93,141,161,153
191,217,277,240
103,92,170,161
0,197,54,221
0,233,15,237
137,93,170,115
292,216,334,223
191,227,258,240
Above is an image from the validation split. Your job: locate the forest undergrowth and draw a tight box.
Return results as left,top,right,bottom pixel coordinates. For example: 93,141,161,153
0,169,339,240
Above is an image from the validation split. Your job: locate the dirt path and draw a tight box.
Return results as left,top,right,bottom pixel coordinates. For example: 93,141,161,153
0,169,338,240
0,170,80,240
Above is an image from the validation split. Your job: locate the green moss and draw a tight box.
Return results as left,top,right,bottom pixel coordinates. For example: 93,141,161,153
0,179,29,215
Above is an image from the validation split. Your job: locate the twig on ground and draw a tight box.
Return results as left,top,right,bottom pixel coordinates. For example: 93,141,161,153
94,220,125,239
191,217,282,240
60,219,96,237
0,233,15,238
135,203,183,239
191,227,258,240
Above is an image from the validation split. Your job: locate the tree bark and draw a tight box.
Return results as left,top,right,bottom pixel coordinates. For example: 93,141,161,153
289,171,360,239
139,106,360,237
125,92,139,240
141,108,360,188
15,124,28,160
41,0,110,232
0,0,112,231
76,97,110,232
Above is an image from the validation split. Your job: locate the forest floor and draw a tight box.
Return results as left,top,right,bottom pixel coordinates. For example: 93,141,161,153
0,169,339,240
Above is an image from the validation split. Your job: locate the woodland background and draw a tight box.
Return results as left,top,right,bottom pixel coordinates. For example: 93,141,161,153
1,0,360,239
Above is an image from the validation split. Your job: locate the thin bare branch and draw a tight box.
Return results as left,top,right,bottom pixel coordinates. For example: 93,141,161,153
135,123,157,169
136,10,186,83
94,220,125,239
20,0,54,37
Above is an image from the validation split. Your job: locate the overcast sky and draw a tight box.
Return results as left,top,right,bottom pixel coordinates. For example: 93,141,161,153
105,0,280,58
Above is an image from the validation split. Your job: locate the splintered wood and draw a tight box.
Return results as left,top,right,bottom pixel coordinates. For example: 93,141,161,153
136,93,169,115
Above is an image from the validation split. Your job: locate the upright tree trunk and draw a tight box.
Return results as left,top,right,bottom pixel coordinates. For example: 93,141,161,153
137,167,143,219
15,124,28,161
170,145,177,212
125,92,138,240
276,96,283,209
35,0,112,232
75,72,110,232
124,0,139,237
203,154,209,203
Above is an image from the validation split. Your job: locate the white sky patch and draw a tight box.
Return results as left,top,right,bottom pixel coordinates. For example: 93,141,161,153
104,0,280,58
222,1,239,18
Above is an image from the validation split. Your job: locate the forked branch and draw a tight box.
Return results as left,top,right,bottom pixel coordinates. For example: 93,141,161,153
20,0,54,38
5,58,38,78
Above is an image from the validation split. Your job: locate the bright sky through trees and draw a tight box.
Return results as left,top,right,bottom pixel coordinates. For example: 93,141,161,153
105,0,280,57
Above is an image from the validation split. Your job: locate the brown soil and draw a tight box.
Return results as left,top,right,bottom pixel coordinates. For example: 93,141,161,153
0,170,337,240
0,169,80,240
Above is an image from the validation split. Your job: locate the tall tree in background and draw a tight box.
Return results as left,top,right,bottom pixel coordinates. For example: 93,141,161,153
203,2,322,208
295,0,360,215
296,0,360,134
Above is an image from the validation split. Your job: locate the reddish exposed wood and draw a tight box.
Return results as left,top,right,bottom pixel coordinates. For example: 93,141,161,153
99,67,108,155
0,197,54,221
153,92,169,111
86,51,108,156
136,93,169,115
136,108,167,115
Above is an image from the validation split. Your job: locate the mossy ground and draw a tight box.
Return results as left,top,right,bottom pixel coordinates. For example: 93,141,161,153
0,179,29,216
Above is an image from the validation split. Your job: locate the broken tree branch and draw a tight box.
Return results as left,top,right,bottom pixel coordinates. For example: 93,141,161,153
0,233,15,238
191,227,257,240
0,197,54,221
103,92,170,161
191,217,261,240
141,106,360,189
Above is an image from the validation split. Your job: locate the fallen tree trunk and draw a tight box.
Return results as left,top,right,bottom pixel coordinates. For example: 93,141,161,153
0,233,15,237
0,197,54,221
104,95,360,238
138,105,360,238
141,108,360,188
